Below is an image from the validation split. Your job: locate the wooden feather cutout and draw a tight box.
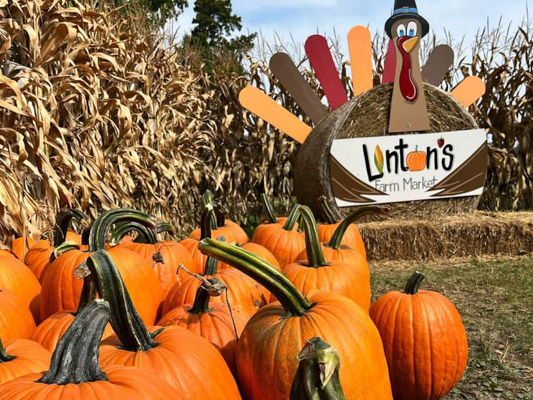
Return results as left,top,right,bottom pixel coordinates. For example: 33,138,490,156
305,35,348,110
239,86,312,144
269,52,327,125
450,76,486,108
422,45,454,86
347,26,373,96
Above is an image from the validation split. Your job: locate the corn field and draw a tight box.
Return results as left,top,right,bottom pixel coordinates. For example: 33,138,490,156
0,0,531,242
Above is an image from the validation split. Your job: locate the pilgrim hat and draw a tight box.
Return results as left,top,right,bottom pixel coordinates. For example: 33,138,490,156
385,0,429,38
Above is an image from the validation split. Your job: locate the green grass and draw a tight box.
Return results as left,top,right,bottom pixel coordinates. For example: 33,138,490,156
370,256,533,399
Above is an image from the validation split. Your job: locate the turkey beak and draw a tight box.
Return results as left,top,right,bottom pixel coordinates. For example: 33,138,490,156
402,37,419,53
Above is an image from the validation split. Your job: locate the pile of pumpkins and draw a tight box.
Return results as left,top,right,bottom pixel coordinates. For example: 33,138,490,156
0,192,468,399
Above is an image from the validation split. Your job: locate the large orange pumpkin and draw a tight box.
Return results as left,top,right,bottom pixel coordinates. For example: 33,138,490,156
199,238,393,400
251,202,305,267
11,236,36,262
0,289,36,340
158,278,248,373
0,338,51,384
282,206,371,311
84,250,241,398
369,271,468,400
0,253,41,322
0,300,181,399
39,209,163,325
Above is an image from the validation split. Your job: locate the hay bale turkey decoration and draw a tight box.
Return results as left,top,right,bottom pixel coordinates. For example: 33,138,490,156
240,0,488,221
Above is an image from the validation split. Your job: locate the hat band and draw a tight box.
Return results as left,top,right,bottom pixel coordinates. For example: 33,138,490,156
393,7,418,15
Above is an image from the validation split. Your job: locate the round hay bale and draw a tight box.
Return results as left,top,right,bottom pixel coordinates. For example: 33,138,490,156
294,83,480,221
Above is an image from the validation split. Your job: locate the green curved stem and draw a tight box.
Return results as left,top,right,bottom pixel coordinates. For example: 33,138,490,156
0,338,15,362
110,222,158,246
189,278,225,314
328,206,389,249
38,300,110,384
299,206,328,268
404,271,425,295
282,204,301,231
261,193,278,224
52,209,88,247
318,197,337,224
157,222,175,235
88,209,156,252
198,238,311,316
79,250,159,351
290,337,346,400
49,242,81,263
203,235,225,275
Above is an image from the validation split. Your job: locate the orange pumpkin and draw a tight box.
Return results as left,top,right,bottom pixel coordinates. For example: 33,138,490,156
11,236,36,262
281,206,371,311
161,249,263,317
0,253,41,322
181,209,237,272
158,278,248,373
369,271,468,400
0,338,51,384
199,238,393,400
83,251,241,399
251,201,304,267
39,209,163,325
24,209,87,283
0,289,36,341
406,146,427,171
111,221,195,297
316,196,363,252
0,300,181,399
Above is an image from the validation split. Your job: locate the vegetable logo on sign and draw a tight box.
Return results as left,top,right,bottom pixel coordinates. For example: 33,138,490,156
330,129,488,206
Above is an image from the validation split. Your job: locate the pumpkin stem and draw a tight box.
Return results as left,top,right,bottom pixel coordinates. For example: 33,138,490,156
216,207,227,228
404,271,425,295
203,235,225,276
0,338,15,363
202,190,219,229
79,250,158,352
76,275,97,314
198,238,312,316
200,208,216,240
110,222,158,246
38,300,110,384
290,337,346,400
52,209,88,247
318,197,338,224
189,278,225,314
88,209,157,252
328,206,389,250
282,204,301,231
49,242,81,263
157,222,175,236
299,206,328,268
261,194,278,224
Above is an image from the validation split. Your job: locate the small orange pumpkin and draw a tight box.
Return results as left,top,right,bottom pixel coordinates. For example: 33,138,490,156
0,338,51,384
406,146,427,171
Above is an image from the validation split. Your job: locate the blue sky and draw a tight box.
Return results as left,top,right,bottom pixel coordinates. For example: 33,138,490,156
170,0,530,57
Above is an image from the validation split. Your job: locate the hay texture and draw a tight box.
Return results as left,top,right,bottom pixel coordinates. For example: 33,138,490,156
360,211,533,261
294,83,480,221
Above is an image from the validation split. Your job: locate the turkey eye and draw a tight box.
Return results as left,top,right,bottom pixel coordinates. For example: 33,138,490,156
397,24,406,37
407,21,417,37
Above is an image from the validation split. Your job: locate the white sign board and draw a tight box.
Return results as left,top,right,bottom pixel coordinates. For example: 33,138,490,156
329,129,488,206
